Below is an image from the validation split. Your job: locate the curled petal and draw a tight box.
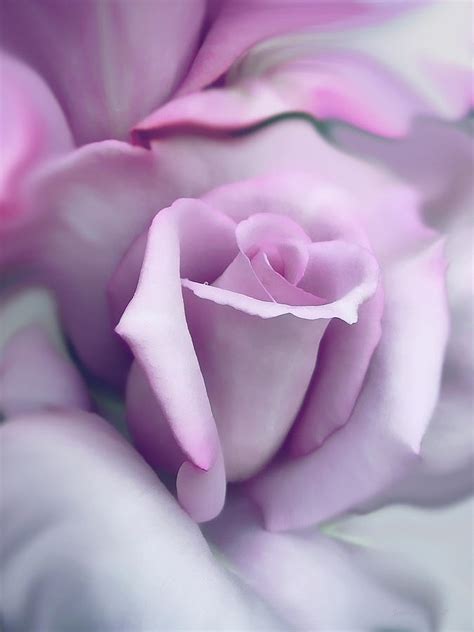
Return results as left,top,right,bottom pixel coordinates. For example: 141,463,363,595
183,239,379,323
116,200,237,519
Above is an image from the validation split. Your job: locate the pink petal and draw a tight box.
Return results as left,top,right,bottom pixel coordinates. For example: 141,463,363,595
183,239,379,323
0,287,89,418
0,0,206,144
289,285,383,455
0,54,72,265
24,141,165,387
248,240,449,531
117,200,235,471
335,118,474,508
205,496,435,631
183,284,328,481
116,199,238,520
136,1,471,141
175,0,414,96
250,250,324,307
1,412,284,629
125,361,186,475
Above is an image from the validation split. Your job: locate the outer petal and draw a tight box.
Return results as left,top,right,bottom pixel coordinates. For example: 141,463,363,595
0,54,72,266
175,0,416,96
248,241,449,531
0,287,89,417
22,118,408,386
116,200,234,521
0,412,284,630
205,496,435,631
334,119,474,507
328,500,474,631
0,0,206,144
135,1,471,142
22,141,168,387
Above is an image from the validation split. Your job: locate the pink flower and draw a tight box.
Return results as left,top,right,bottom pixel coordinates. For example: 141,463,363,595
113,166,447,527
0,1,472,630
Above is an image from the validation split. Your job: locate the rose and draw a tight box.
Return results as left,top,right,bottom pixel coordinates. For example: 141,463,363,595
112,169,447,528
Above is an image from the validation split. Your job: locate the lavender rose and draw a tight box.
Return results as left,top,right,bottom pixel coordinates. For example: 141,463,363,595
112,168,448,527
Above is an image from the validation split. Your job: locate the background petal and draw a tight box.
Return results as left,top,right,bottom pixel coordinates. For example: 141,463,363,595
205,495,435,631
1,411,285,631
134,1,470,142
334,118,474,508
0,0,206,144
0,287,89,418
175,0,417,96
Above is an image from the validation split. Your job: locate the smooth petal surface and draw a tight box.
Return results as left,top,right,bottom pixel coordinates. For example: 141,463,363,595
0,412,284,630
289,285,383,455
0,54,72,266
184,287,328,481
249,241,449,531
138,1,471,141
205,496,435,631
334,118,474,508
116,200,234,521
0,287,89,418
328,500,474,631
173,0,415,96
126,361,186,475
0,0,206,144
24,141,168,387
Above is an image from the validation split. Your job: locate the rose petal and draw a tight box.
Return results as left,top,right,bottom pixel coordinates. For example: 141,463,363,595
183,286,328,481
137,1,471,141
334,118,474,508
0,0,206,144
205,495,435,631
250,251,324,306
248,240,449,531
176,0,393,95
0,287,89,418
117,200,235,471
125,361,184,474
289,285,383,455
0,412,284,630
0,53,72,266
183,238,379,323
